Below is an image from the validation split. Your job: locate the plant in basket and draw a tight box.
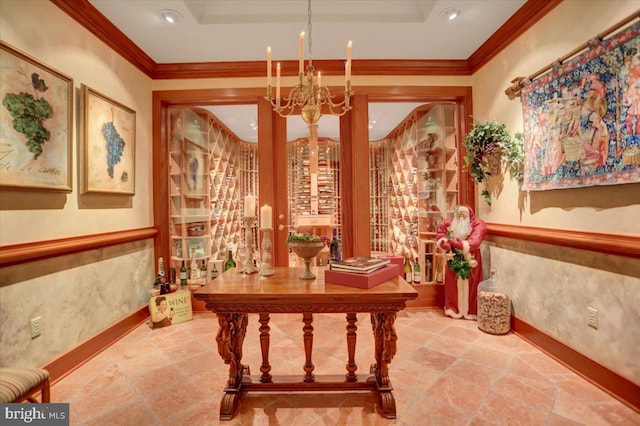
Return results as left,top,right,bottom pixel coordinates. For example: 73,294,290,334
462,120,524,205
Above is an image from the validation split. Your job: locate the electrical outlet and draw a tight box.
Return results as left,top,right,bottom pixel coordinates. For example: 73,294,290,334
30,316,42,338
587,307,598,329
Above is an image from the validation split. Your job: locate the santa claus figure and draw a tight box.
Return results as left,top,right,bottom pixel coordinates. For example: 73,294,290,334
436,205,487,319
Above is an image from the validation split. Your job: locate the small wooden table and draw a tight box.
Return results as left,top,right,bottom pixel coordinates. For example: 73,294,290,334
194,267,418,420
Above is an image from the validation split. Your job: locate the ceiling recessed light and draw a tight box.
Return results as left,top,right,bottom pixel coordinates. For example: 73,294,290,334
159,9,182,24
440,7,460,21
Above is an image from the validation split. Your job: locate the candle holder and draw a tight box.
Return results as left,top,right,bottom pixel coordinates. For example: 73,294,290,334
259,228,275,277
240,217,258,275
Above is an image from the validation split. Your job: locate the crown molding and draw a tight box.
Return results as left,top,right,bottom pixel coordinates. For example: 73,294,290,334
51,0,560,80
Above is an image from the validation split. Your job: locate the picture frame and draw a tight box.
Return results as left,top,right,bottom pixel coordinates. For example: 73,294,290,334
0,41,73,191
81,84,135,194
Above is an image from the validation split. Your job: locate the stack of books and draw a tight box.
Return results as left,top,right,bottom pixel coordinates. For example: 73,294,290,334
325,257,399,289
329,256,390,274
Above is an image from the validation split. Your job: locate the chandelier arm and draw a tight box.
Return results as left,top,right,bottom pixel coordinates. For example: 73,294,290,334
264,0,353,125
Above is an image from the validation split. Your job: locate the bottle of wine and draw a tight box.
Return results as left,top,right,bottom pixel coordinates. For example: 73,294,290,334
330,229,342,262
224,250,236,271
403,256,412,282
211,262,219,280
425,255,433,283
180,260,188,286
155,257,167,284
190,248,199,280
200,260,207,282
156,257,169,294
413,257,421,284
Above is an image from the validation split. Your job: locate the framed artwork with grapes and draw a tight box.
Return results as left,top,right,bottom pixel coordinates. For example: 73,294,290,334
81,84,135,194
0,41,73,191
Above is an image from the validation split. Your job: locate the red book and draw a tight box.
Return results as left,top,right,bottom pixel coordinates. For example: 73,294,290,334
324,264,401,289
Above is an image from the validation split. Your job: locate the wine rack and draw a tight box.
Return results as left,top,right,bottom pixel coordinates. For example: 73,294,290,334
369,140,390,253
287,137,341,231
168,107,258,274
384,103,459,284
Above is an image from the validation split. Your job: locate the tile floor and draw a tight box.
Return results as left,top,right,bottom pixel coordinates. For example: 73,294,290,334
51,308,639,425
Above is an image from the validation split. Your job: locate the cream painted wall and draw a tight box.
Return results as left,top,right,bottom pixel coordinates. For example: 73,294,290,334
0,0,154,245
472,0,640,385
472,0,640,233
0,0,154,369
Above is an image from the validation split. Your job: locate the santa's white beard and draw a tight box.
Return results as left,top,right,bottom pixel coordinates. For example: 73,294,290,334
451,217,472,240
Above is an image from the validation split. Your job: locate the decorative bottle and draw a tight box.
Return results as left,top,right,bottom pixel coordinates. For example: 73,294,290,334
190,248,199,280
403,257,412,282
330,229,342,262
224,250,236,271
200,260,207,282
211,262,219,279
180,260,188,286
155,257,169,294
413,257,421,284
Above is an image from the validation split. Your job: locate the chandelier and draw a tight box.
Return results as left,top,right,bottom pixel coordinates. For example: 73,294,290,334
265,0,353,125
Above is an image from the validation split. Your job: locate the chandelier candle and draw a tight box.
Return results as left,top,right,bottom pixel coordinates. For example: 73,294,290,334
265,0,353,125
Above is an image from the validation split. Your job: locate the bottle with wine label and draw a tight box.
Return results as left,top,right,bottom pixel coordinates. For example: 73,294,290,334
190,248,199,280
200,260,207,283
224,250,236,271
403,257,412,282
180,260,188,286
210,261,219,280
413,257,421,284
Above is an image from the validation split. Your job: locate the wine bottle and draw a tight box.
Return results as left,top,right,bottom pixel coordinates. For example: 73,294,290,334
425,255,433,283
413,257,421,284
403,257,411,282
154,257,167,285
200,259,207,282
211,262,219,279
224,250,236,271
180,260,188,286
330,229,342,262
190,248,199,280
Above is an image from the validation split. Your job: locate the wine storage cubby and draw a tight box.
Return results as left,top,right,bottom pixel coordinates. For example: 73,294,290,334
382,103,459,284
168,107,258,274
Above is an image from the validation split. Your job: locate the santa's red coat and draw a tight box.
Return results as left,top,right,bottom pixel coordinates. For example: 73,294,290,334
436,209,487,318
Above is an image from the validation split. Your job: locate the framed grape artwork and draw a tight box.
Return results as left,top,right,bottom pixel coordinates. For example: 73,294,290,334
81,84,135,194
0,41,73,191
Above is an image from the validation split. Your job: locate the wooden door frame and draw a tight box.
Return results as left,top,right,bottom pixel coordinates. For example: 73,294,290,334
152,86,474,267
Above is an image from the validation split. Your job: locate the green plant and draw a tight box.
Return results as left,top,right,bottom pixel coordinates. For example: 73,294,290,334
286,233,322,242
446,250,472,280
462,120,524,205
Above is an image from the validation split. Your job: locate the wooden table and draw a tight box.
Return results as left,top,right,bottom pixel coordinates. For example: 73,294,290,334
194,267,418,420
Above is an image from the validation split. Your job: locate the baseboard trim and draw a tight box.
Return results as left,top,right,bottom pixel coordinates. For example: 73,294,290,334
512,316,639,413
43,306,150,384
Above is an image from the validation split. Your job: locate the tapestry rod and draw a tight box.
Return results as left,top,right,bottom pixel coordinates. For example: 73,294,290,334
505,10,640,100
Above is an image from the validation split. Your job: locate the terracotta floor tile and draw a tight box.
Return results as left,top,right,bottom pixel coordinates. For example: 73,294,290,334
50,309,639,425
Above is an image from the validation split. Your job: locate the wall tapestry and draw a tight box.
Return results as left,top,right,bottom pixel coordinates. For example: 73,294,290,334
81,84,135,194
521,22,640,191
0,42,73,191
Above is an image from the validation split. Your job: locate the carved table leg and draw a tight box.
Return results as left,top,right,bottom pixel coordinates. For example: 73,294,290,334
345,312,358,382
258,312,272,383
216,313,248,420
370,312,398,419
302,312,315,383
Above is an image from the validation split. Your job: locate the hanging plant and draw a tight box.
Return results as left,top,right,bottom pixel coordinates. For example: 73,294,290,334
462,120,524,205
